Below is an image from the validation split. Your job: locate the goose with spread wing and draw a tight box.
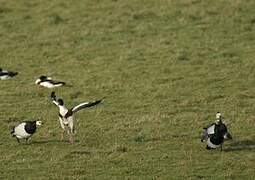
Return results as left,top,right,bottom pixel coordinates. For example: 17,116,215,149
50,91,103,143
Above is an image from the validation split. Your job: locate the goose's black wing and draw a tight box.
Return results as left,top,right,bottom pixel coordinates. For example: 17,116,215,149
71,99,103,113
0,71,18,77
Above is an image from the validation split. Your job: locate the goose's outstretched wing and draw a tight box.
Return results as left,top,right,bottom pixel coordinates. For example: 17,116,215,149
71,98,104,113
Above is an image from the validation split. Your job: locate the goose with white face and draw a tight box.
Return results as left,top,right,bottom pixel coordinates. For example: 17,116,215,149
216,112,221,120
11,120,42,143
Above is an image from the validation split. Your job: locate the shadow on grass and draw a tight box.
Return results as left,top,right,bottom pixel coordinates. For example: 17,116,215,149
134,134,190,143
224,140,255,152
22,139,80,145
63,150,92,159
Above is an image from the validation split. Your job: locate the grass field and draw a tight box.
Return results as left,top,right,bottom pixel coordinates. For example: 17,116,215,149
1,0,255,179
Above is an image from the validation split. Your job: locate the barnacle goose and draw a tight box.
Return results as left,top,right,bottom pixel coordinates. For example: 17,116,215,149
0,68,18,80
50,92,103,144
201,112,232,150
35,75,65,88
11,120,42,143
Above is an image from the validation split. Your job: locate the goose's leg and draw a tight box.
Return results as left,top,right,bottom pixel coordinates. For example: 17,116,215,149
61,130,66,141
69,133,74,144
66,126,74,144
59,117,66,141
68,117,75,144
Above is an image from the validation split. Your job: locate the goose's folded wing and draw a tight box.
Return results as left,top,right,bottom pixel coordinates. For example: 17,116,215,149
0,70,18,76
48,79,65,85
71,99,102,113
0,71,8,76
54,81,65,85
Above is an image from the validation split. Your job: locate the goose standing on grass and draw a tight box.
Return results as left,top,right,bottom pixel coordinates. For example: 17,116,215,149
201,112,232,150
35,75,65,88
50,91,103,144
11,120,42,143
0,68,18,80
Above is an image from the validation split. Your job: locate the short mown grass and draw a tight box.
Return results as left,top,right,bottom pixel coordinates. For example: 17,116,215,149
1,0,255,179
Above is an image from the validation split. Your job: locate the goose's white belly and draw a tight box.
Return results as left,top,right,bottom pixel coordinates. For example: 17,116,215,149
207,138,220,149
0,75,11,80
39,82,55,88
14,123,31,139
62,118,69,125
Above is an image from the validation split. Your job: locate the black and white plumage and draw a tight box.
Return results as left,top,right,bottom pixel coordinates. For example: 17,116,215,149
35,75,65,88
0,68,18,80
50,91,103,143
11,120,42,143
201,112,232,150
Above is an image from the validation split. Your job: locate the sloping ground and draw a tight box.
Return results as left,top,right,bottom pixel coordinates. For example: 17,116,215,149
0,0,255,179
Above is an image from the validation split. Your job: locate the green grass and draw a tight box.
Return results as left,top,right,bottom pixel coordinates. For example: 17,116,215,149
1,0,255,179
